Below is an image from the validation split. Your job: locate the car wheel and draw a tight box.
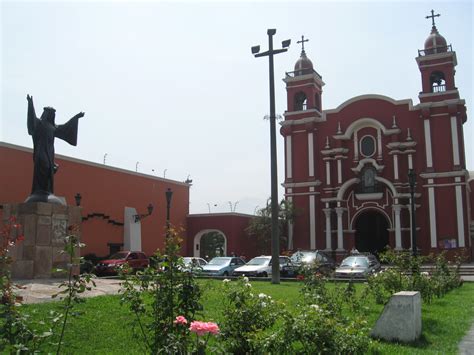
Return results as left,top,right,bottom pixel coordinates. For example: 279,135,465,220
261,272,268,277
223,271,229,276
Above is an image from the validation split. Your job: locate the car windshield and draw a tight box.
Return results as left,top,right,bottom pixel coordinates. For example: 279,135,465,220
340,256,369,268
208,257,230,265
291,251,315,263
246,257,270,266
108,252,128,260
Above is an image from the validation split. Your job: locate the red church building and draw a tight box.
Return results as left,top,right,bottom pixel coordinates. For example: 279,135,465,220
280,17,472,260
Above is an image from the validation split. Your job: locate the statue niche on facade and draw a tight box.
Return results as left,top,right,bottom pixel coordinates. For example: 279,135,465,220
25,95,84,205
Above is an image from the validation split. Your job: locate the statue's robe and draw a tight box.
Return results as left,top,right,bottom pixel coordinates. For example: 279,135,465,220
28,111,79,195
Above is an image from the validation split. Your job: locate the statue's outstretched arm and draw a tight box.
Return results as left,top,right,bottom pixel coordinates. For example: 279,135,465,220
27,94,38,135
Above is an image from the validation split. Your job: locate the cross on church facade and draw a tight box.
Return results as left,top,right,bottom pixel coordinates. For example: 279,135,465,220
297,35,309,52
426,9,440,27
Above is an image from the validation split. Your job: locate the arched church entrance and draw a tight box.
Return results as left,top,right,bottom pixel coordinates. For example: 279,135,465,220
354,210,389,256
193,229,227,259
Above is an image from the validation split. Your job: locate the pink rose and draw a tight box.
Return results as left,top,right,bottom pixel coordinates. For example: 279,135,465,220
174,316,188,325
189,321,219,336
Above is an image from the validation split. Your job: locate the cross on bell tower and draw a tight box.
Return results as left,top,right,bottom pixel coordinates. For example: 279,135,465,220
297,35,309,53
425,9,440,27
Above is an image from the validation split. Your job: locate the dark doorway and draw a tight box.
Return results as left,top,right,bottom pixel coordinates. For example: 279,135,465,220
354,210,389,256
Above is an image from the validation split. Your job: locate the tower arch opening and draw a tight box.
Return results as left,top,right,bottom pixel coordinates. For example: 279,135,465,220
430,70,446,92
294,92,308,111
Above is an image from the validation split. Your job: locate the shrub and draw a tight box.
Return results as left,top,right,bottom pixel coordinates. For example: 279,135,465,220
120,227,203,354
219,277,281,354
367,248,464,303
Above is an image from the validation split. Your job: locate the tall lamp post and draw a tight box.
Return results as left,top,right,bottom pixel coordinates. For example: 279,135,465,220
166,188,173,235
252,29,290,284
408,169,417,257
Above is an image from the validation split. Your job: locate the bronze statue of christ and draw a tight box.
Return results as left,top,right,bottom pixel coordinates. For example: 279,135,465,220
25,95,84,205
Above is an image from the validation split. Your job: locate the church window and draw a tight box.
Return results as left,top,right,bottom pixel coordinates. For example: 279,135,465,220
430,71,446,93
360,135,376,157
294,92,307,111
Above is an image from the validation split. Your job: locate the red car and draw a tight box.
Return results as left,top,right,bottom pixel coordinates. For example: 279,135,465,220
95,251,149,276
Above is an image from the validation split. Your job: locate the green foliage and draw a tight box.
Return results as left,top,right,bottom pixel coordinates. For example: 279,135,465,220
53,225,96,354
253,271,371,354
199,231,225,259
246,198,297,254
0,217,57,353
119,227,203,354
220,277,282,354
367,248,464,304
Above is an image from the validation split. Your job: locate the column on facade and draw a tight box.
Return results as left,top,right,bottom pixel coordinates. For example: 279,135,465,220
287,188,294,250
308,132,314,177
377,128,383,160
392,204,402,250
424,119,433,168
353,131,359,162
309,187,316,249
427,179,438,248
408,153,413,169
286,135,293,179
393,154,399,180
455,177,466,247
337,158,342,184
323,208,332,250
335,207,345,251
325,160,331,185
450,116,460,166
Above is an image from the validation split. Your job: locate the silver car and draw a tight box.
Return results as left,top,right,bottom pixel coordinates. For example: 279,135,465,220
201,257,246,276
335,254,381,279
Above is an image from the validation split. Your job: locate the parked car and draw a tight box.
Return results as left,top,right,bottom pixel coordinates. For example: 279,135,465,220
334,254,381,279
289,250,336,275
180,257,208,273
232,256,292,277
95,251,149,276
200,256,246,276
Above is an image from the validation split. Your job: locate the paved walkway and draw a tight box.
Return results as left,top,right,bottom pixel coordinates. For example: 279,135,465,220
459,323,474,355
13,277,122,304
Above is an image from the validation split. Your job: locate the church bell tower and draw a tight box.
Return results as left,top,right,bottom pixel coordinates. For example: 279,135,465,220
417,10,460,103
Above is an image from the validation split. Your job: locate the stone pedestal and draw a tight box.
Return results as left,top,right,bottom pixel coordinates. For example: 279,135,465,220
2,203,82,279
371,291,422,343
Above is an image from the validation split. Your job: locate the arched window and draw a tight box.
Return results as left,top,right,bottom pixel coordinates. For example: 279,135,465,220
294,92,307,111
430,71,446,93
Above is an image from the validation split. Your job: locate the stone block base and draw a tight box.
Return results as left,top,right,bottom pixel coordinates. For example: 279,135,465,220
3,202,82,279
371,291,422,343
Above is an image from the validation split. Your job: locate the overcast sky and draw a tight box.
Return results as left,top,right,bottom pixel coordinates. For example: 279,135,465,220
1,0,472,215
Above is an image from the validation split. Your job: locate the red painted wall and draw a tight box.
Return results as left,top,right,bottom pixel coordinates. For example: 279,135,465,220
0,142,190,257
186,213,256,258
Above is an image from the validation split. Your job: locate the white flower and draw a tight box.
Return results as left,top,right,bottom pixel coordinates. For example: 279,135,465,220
261,302,267,308
243,277,249,283
310,304,320,311
245,283,252,288
258,293,267,299
223,279,231,283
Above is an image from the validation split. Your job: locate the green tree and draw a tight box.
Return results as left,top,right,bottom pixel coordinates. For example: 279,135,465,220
200,231,225,259
246,199,297,254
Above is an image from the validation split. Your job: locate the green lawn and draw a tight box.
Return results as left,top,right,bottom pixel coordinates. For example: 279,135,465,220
20,280,474,354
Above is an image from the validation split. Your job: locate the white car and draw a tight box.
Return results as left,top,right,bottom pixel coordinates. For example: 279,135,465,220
180,257,208,273
232,256,291,277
